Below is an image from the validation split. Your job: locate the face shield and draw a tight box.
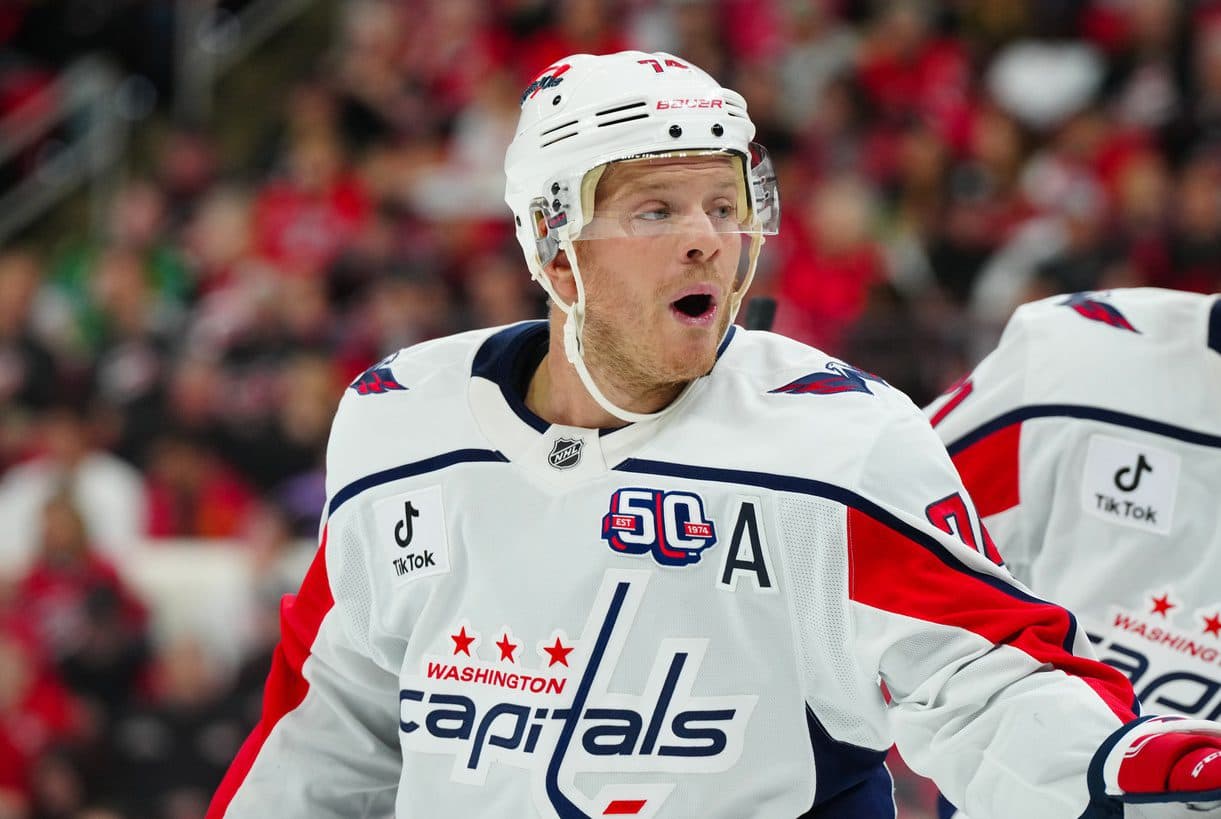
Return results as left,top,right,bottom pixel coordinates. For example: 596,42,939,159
526,144,779,266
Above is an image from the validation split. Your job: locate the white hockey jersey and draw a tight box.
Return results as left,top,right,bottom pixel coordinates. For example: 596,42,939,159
927,289,1221,728
211,321,1142,819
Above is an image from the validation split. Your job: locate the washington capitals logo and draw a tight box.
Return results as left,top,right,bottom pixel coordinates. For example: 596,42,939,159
769,362,888,397
1062,292,1139,333
349,353,407,396
521,62,571,104
397,572,756,818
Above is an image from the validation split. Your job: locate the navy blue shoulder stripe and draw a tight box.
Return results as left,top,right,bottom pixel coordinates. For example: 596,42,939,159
944,404,1221,456
613,457,1059,615
328,449,508,516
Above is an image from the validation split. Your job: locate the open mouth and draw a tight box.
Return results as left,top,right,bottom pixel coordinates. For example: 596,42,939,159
670,292,717,324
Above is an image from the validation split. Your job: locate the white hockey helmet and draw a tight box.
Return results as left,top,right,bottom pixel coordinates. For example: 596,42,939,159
505,50,778,275
502,51,779,423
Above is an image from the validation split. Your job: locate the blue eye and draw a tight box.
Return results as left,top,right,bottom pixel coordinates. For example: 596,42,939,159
637,209,670,221
709,205,735,220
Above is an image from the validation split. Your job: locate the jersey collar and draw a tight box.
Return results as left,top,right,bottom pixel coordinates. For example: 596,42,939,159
467,321,738,488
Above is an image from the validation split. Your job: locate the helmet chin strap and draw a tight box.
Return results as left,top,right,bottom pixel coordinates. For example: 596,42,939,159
534,232,763,426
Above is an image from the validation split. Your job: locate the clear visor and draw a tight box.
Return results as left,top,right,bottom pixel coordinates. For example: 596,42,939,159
572,143,780,241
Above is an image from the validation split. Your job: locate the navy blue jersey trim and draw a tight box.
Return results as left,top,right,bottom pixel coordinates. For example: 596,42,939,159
612,458,1049,607
796,765,895,818
471,321,551,433
801,706,891,815
1209,298,1221,356
469,321,741,439
328,449,508,516
945,404,1221,456
718,324,738,356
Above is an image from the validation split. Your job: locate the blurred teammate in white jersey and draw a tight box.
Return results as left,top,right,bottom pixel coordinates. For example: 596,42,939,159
211,53,1221,819
927,287,1221,818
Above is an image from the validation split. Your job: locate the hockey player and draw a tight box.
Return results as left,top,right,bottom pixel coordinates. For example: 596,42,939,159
209,53,1221,818
926,287,1221,818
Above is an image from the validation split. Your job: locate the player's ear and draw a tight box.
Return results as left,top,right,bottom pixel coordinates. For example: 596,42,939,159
541,249,578,305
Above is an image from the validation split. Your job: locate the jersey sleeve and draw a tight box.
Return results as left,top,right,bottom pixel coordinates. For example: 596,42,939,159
208,393,402,818
924,309,1038,581
848,400,1137,819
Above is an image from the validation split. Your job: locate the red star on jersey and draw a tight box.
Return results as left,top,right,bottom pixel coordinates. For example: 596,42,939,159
1204,613,1221,638
496,634,518,662
1150,594,1176,617
451,626,476,656
542,637,573,667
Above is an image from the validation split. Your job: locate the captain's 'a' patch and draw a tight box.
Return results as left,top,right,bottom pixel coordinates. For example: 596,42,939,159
717,497,776,593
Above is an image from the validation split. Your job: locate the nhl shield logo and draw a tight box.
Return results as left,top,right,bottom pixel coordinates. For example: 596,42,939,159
548,437,583,470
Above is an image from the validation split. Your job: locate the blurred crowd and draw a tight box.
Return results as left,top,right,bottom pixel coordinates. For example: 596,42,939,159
1,0,1220,816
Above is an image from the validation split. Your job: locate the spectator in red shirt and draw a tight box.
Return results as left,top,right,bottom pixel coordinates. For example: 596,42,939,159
144,433,257,539
13,492,147,664
773,173,887,353
856,1,972,150
0,626,83,813
514,0,630,83
253,132,372,279
8,494,151,738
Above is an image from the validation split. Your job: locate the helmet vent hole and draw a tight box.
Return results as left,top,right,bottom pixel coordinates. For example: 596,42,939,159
595,101,647,117
540,132,579,148
669,125,682,138
712,123,724,136
540,119,578,136
596,113,649,128
552,95,562,105
724,100,747,119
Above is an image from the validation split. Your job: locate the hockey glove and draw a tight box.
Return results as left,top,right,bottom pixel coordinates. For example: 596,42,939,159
1095,716,1221,818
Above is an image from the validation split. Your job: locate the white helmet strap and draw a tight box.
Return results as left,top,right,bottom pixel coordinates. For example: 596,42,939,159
539,230,763,426
560,240,683,424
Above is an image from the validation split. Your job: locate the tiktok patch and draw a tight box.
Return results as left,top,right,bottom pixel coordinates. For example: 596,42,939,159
373,485,452,585
1080,434,1179,535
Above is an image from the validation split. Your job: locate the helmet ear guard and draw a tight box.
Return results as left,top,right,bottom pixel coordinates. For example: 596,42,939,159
527,197,561,268
748,143,780,235
525,161,605,271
